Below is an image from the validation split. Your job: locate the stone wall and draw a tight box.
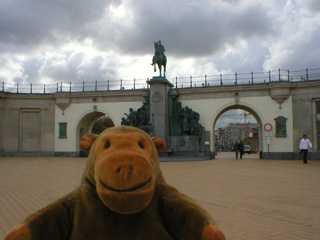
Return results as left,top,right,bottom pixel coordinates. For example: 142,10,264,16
0,93,55,155
291,82,320,152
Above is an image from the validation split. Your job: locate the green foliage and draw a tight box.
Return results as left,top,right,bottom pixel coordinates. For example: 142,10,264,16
92,116,114,133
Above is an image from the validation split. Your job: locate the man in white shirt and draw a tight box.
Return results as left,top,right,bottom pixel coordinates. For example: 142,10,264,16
299,134,313,164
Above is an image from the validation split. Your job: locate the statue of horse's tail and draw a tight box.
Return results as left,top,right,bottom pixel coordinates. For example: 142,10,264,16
151,56,155,66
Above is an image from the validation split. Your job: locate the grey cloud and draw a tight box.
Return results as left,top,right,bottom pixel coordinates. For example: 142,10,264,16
0,0,319,85
10,50,118,84
0,0,118,53
298,0,320,13
21,56,44,83
39,52,118,83
263,28,320,71
95,0,276,58
211,41,270,74
41,52,85,82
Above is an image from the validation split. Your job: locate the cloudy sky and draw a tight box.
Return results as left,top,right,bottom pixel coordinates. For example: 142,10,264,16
1,0,320,87
216,109,257,129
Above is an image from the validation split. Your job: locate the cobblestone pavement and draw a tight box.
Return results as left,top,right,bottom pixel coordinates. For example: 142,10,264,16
1,153,320,239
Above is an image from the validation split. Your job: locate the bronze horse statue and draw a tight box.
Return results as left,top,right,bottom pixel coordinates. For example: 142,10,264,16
151,41,167,77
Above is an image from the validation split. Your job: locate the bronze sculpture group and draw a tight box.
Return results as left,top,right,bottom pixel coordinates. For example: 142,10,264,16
121,97,203,141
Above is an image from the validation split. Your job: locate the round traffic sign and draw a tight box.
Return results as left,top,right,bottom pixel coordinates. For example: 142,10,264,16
264,123,272,131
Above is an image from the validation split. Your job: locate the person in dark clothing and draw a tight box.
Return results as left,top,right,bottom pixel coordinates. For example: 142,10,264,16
233,140,239,159
238,140,244,159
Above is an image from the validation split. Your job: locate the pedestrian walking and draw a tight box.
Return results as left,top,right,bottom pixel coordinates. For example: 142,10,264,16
238,140,244,159
299,134,312,164
233,140,239,159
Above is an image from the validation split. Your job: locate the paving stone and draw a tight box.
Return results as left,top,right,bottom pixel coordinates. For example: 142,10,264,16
1,153,320,239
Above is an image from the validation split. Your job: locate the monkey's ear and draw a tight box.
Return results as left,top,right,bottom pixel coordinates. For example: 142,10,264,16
151,137,167,156
80,134,98,154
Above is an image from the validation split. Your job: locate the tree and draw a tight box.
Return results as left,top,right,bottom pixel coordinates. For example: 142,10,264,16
92,116,114,134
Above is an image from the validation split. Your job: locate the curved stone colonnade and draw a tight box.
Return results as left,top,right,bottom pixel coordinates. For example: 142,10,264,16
0,80,320,159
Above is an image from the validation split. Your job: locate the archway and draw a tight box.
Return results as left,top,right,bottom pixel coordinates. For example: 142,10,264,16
212,104,263,158
76,111,115,155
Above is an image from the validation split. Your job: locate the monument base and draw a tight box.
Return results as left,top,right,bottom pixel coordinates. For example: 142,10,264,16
166,136,213,158
147,76,174,87
147,76,173,142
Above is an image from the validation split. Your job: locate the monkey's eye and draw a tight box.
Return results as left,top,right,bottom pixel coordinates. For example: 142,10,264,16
105,142,111,149
139,141,145,149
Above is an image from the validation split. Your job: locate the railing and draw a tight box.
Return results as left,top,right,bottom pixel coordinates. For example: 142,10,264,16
0,78,150,94
1,68,320,94
172,68,320,88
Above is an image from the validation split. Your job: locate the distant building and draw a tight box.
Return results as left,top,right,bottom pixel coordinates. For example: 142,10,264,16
216,123,259,151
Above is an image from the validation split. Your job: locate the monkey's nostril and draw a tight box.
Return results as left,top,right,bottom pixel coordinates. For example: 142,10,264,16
117,166,133,175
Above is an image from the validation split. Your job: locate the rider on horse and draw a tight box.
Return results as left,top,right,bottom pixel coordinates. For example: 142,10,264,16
152,41,167,76
156,41,165,56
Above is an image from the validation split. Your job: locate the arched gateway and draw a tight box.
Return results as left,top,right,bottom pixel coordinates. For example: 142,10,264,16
212,104,263,153
76,111,115,153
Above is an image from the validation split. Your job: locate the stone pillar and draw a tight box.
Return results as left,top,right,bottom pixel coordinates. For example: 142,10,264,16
147,76,174,142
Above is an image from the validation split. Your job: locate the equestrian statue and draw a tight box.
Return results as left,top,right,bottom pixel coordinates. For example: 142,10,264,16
151,40,167,77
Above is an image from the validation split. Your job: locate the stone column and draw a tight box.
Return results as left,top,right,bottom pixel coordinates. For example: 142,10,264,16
147,76,174,143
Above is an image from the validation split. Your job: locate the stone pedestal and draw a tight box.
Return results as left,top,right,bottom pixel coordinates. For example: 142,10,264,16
147,77,174,143
169,136,199,153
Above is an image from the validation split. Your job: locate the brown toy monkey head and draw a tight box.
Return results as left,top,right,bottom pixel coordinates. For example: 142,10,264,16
81,126,166,215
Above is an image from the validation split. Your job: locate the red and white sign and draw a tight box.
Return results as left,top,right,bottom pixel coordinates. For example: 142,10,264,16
264,123,272,131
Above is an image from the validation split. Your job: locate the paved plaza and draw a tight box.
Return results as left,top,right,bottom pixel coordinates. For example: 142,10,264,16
1,152,320,239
